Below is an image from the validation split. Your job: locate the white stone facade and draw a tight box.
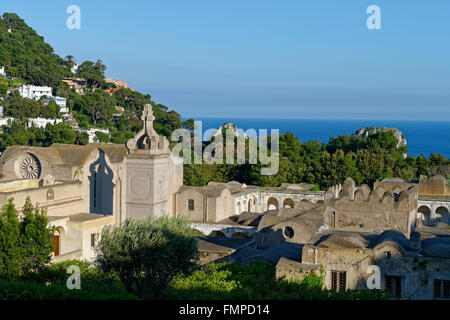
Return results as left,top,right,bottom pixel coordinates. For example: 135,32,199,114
18,84,52,100
28,117,62,128
0,104,184,262
78,128,111,143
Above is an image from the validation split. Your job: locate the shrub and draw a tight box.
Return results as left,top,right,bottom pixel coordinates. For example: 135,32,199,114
0,280,136,300
24,260,132,297
94,216,199,299
164,262,390,300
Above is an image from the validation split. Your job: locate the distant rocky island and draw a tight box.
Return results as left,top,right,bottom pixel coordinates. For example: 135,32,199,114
212,122,247,138
353,126,407,149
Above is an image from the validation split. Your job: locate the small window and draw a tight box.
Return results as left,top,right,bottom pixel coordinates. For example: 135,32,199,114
283,226,294,239
188,199,195,211
331,270,346,292
91,233,96,248
309,249,316,264
46,188,55,201
386,276,402,298
434,279,450,299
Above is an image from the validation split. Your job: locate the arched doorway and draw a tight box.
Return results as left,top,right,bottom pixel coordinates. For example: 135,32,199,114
232,232,250,239
53,227,64,257
209,230,226,237
436,206,449,224
236,202,241,215
418,206,431,225
267,197,279,211
283,198,294,208
301,199,310,204
316,200,324,205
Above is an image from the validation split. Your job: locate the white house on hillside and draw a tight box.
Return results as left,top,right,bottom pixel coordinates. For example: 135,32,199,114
78,128,110,143
27,118,62,128
0,66,5,77
18,85,52,100
44,96,68,113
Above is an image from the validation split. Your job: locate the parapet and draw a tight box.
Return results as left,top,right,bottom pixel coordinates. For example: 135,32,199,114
418,175,449,197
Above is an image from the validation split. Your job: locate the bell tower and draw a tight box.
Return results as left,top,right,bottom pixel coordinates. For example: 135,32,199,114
124,104,172,219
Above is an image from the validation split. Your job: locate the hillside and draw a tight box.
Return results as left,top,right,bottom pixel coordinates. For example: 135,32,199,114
0,13,193,150
0,13,72,87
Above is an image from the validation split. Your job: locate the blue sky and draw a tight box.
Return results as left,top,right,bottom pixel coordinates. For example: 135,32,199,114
2,1,450,120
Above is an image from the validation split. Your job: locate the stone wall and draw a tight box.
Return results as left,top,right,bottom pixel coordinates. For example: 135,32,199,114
325,179,417,238
419,175,449,197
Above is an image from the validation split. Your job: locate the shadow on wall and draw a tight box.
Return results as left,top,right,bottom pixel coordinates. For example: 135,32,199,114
89,149,114,215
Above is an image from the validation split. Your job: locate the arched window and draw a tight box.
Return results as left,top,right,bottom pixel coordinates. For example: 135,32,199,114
436,206,449,224
283,198,294,208
418,206,431,225
46,188,55,201
267,197,279,211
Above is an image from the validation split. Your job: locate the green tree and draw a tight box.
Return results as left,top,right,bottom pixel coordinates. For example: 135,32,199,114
0,13,72,87
19,197,54,274
0,199,21,280
94,216,199,299
40,100,60,119
95,131,110,143
76,60,106,88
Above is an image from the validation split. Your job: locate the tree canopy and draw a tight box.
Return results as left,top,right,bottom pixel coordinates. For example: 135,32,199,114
0,197,54,281
94,216,198,299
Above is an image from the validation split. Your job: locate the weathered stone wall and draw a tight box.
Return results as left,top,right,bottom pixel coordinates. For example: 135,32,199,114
275,257,321,282
377,255,450,299
176,188,207,222
0,180,83,217
315,246,375,290
235,190,325,214
419,175,449,197
325,182,417,238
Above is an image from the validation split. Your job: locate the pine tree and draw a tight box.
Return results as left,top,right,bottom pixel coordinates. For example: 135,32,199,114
20,197,54,274
0,198,21,280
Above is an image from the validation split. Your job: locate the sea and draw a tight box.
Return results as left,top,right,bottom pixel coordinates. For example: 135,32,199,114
187,118,450,158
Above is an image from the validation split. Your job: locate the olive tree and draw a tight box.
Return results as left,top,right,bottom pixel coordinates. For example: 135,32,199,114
94,216,198,299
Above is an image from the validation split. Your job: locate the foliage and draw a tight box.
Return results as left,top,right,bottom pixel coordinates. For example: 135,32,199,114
163,262,389,300
23,260,136,299
0,121,88,153
4,90,60,119
183,131,450,190
70,90,115,127
0,13,72,87
0,198,54,281
75,60,106,88
19,198,54,274
94,216,199,299
0,280,136,300
95,131,110,143
0,199,21,280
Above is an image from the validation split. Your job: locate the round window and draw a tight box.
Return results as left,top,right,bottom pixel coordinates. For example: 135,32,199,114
283,226,294,239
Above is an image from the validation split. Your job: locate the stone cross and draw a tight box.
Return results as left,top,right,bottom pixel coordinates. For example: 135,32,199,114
141,104,156,136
